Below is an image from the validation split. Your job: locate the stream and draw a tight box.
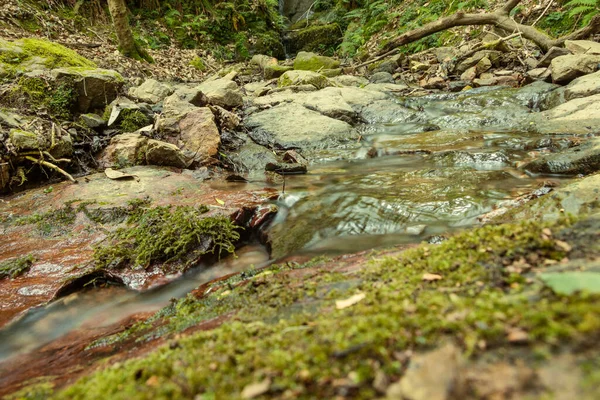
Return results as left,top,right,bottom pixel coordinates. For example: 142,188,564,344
0,85,576,364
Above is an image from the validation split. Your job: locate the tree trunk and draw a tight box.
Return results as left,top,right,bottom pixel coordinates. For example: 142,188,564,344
377,0,600,56
107,0,153,62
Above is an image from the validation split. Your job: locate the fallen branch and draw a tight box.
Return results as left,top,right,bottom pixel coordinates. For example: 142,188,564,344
377,0,600,56
24,156,77,183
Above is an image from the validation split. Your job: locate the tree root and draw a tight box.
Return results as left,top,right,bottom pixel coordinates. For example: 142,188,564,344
23,156,77,183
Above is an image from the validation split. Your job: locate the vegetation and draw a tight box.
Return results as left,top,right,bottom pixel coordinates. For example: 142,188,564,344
93,204,242,270
0,254,36,279
48,217,600,399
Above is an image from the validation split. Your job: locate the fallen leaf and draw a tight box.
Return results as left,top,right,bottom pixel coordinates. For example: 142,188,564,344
554,240,572,252
336,293,366,309
145,375,159,387
215,198,225,205
105,168,138,181
422,273,443,281
241,378,271,399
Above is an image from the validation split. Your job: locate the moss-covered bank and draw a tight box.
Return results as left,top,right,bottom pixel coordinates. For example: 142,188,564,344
32,215,600,399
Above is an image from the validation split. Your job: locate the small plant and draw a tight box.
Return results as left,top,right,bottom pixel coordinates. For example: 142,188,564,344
119,109,149,133
0,254,36,279
565,0,599,25
190,56,207,71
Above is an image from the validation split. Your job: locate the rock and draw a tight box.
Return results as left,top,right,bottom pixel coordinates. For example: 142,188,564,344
162,91,200,118
475,57,492,75
210,105,241,131
99,133,148,168
9,129,44,151
422,77,446,90
264,65,293,79
196,78,243,109
363,82,408,93
474,75,520,88
532,93,600,134
250,54,278,70
49,67,124,113
410,61,429,72
521,137,600,176
128,79,174,104
320,68,342,78
225,138,277,177
537,46,572,68
527,67,551,81
278,70,331,90
460,66,477,81
371,59,398,74
551,54,600,84
455,50,501,74
386,344,463,400
265,162,307,174
369,71,395,84
284,24,342,55
293,51,340,71
565,40,600,55
299,87,359,123
177,108,221,164
563,70,600,101
80,113,106,129
432,47,459,63
448,81,468,92
145,139,188,168
331,75,369,87
246,102,353,149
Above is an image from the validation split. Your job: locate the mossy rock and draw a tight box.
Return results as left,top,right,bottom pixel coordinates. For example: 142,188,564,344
285,24,342,55
321,68,342,78
252,31,285,60
278,70,332,90
264,65,293,79
293,51,340,72
9,129,44,151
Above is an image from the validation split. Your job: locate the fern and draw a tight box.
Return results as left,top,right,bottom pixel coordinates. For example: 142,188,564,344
565,0,599,25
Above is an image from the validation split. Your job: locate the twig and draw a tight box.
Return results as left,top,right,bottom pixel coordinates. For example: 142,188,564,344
24,156,76,183
532,0,554,27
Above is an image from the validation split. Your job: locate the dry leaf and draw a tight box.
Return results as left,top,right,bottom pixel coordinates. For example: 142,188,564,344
336,293,366,309
241,378,271,399
555,240,572,252
422,273,443,281
507,328,529,343
215,198,225,205
105,168,138,181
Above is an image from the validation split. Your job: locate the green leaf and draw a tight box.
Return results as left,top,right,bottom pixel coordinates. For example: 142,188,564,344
540,272,600,295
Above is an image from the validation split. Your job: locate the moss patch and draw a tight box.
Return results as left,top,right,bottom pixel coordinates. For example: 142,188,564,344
11,76,77,119
93,205,241,270
50,217,600,399
189,57,206,72
119,109,150,133
0,254,36,279
19,39,96,70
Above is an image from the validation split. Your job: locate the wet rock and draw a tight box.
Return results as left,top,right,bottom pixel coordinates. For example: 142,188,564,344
293,51,340,71
264,65,293,79
246,102,353,149
565,40,600,55
210,105,241,131
128,79,174,104
300,88,359,123
433,150,509,170
80,113,106,129
563,70,600,101
532,93,600,134
537,46,572,68
278,70,331,89
283,149,308,165
265,162,307,174
386,344,463,400
225,138,277,177
448,81,468,92
521,137,600,176
196,78,243,109
177,107,221,164
551,54,600,84
369,71,394,84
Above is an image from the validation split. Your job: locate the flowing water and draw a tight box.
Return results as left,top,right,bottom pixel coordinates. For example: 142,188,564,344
0,86,575,363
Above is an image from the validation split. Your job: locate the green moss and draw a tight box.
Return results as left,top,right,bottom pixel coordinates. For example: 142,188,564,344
13,76,77,119
15,202,78,236
51,218,600,399
19,38,96,70
119,109,149,133
189,56,206,71
93,205,241,270
286,24,342,55
0,254,36,279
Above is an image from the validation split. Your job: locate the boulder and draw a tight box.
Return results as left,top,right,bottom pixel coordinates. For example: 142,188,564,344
128,79,174,103
162,88,207,118
80,113,106,129
284,24,342,55
278,70,331,89
177,108,221,164
246,102,353,149
522,137,600,176
565,40,600,55
371,59,398,74
369,71,395,84
299,88,359,123
563,70,600,101
9,129,44,151
532,93,600,134
460,66,477,81
527,68,551,82
551,54,600,84
330,75,369,87
321,68,342,78
99,133,148,168
195,78,243,109
432,47,459,63
293,51,340,71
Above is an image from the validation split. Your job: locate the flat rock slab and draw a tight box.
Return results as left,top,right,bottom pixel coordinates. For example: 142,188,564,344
0,166,277,328
522,137,600,176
